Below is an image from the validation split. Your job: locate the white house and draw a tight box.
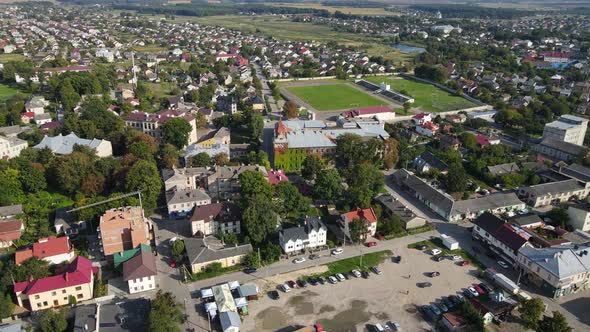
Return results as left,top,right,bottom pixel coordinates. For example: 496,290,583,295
472,213,530,264
416,121,439,137
122,250,157,294
165,189,211,217
279,217,327,254
15,236,75,266
0,135,27,159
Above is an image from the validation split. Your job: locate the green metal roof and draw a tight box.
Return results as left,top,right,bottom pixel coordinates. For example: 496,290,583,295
113,244,151,270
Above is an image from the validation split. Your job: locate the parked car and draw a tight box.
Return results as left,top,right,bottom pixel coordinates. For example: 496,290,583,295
308,277,318,286
371,323,386,332
371,266,382,275
336,273,346,281
449,255,462,261
293,257,306,264
497,260,509,269
361,270,370,279
297,279,308,288
287,280,298,289
448,296,460,307
392,255,402,263
442,297,454,309
268,290,280,300
429,271,440,277
473,285,486,295
429,304,442,316
417,282,432,288
309,254,320,260
343,272,351,280
434,256,445,262
331,248,344,255
318,277,327,285
466,287,479,297
437,301,449,312
417,244,428,250
366,241,378,247
386,321,401,331
280,284,291,293
328,276,338,284
458,260,470,266
429,249,442,255
479,283,493,294
352,269,362,278
169,259,176,268
455,293,465,302
243,267,257,274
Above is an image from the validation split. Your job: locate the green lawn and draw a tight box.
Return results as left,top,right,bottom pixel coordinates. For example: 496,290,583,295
287,83,386,111
408,238,485,270
309,250,392,278
0,84,21,101
365,76,477,113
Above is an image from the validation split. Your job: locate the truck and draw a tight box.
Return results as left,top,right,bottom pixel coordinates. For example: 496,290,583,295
486,268,519,294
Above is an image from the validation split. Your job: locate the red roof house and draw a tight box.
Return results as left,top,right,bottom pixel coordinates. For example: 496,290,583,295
476,134,491,147
0,219,23,248
14,256,96,311
268,170,288,185
340,208,378,236
15,236,74,266
342,106,394,119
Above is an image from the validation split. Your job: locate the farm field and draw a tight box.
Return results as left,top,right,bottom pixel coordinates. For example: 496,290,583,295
0,84,21,101
364,76,477,113
287,83,385,111
271,3,399,16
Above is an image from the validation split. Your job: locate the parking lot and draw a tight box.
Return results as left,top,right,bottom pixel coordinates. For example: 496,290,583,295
240,244,484,331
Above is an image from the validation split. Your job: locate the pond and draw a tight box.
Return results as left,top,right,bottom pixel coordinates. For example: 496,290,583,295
391,44,426,53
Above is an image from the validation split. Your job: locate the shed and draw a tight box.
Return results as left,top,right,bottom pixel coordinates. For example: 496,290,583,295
440,234,459,250
228,280,240,290
219,311,241,332
200,288,213,299
238,284,259,300
234,297,247,308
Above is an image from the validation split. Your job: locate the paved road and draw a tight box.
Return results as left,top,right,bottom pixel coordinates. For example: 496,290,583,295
253,63,280,114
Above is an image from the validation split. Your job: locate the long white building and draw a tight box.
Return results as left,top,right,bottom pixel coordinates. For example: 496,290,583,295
542,115,588,146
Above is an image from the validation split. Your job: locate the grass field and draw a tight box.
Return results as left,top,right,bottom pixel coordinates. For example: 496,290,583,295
307,250,392,278
365,76,477,113
0,53,26,62
0,84,20,101
287,83,386,111
272,3,399,16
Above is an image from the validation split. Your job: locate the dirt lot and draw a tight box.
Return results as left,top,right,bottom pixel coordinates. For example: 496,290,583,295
241,245,484,332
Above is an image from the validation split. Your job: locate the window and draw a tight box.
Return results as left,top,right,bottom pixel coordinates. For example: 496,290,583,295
34,295,40,299
52,291,56,296
43,301,48,306
63,297,67,301
62,289,66,294
77,294,83,299
37,303,43,308
75,286,82,291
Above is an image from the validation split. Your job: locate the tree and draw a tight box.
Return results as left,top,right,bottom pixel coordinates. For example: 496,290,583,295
443,164,468,193
461,132,478,151
275,181,310,215
15,257,50,282
0,168,25,205
212,152,229,166
125,160,162,212
171,240,185,262
190,152,211,167
383,138,400,169
158,144,180,169
519,298,545,329
59,80,80,112
148,291,183,332
239,170,272,200
537,311,572,332
546,208,569,229
377,215,405,236
460,300,484,331
242,194,277,244
313,169,342,202
242,251,261,268
40,309,67,332
0,294,14,319
195,112,207,128
349,218,369,244
302,155,323,180
160,117,192,149
283,100,299,119
245,110,263,143
346,163,384,208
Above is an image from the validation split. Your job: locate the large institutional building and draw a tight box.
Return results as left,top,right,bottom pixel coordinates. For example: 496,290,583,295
542,114,588,146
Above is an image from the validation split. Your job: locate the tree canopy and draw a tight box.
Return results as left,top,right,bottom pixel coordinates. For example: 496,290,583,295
160,117,193,149
148,291,183,332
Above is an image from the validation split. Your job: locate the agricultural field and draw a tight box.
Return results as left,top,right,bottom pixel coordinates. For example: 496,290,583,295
0,84,21,101
271,3,399,16
286,83,386,111
364,76,478,113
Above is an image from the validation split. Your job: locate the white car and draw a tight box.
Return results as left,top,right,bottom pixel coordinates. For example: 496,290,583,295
467,287,479,297
352,269,362,278
497,260,509,269
328,276,338,284
449,255,462,261
331,248,344,255
280,284,291,293
336,273,346,281
429,249,442,256
293,257,306,264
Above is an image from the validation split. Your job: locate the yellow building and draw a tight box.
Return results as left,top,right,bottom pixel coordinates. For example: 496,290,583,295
184,237,252,273
14,256,95,311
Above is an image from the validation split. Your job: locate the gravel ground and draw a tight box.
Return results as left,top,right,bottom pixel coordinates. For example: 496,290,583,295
241,245,483,332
